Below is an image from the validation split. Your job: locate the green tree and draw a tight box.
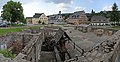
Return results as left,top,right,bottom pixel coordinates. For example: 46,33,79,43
91,9,95,16
1,0,25,23
110,3,120,25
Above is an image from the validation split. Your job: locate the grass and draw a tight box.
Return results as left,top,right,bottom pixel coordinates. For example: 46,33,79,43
0,28,23,35
0,49,16,59
107,26,120,30
111,26,120,30
0,26,42,36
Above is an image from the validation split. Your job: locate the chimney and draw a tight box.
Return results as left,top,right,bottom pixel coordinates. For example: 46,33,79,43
59,11,61,15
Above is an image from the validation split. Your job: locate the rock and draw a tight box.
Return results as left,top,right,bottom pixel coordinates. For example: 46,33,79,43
88,58,92,61
91,51,98,56
96,53,101,57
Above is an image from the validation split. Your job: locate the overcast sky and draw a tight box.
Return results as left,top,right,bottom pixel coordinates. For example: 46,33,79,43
0,0,120,17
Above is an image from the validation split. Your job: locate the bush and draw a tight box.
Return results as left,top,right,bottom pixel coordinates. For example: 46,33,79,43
0,49,16,59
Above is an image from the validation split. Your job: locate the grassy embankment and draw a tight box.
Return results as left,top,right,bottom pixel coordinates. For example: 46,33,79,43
0,26,41,35
106,26,120,30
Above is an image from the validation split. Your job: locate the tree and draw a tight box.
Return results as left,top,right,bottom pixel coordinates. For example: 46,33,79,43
91,9,95,16
110,3,120,25
1,0,25,23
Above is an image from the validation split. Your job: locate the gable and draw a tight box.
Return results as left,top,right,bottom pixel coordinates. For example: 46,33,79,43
40,14,45,17
33,13,43,18
69,11,87,19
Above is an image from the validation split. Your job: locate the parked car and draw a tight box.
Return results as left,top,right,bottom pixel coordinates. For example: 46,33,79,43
0,22,8,27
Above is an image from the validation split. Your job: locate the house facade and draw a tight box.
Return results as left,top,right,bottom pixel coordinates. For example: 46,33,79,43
67,11,88,25
32,13,48,24
48,11,64,24
26,13,48,24
26,17,33,24
90,16,110,26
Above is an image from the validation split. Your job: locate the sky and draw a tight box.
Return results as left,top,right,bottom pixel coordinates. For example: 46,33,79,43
0,0,120,17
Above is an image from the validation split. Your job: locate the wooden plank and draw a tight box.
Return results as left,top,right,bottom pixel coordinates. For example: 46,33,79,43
54,46,63,62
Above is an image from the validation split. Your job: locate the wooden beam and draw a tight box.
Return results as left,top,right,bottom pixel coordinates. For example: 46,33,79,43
54,46,63,62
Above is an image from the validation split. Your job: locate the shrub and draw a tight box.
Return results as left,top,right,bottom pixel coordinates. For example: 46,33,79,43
0,49,16,59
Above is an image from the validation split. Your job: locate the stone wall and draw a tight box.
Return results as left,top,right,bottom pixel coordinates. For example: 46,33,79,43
76,30,120,62
76,26,117,36
0,53,30,62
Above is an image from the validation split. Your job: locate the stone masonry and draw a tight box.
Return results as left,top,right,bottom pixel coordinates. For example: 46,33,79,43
76,30,120,62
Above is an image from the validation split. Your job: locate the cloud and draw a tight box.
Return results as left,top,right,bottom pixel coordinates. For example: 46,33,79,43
0,0,37,9
56,3,72,12
102,5,112,11
22,1,58,17
44,0,73,4
0,0,9,9
22,2,40,17
74,7,86,11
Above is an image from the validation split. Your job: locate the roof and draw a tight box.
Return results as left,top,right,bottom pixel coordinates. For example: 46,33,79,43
73,11,85,16
26,17,33,19
69,11,86,19
91,16,107,20
48,14,63,20
91,16,109,23
33,13,43,18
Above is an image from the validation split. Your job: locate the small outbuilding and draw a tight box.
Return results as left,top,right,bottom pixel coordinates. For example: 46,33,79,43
90,16,110,26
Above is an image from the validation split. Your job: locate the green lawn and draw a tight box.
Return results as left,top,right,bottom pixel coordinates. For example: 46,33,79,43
110,26,120,30
0,28,23,35
0,26,41,35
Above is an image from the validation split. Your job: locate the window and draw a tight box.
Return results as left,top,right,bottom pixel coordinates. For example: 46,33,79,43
72,16,74,18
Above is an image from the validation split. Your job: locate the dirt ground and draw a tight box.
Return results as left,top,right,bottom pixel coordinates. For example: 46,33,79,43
64,27,111,51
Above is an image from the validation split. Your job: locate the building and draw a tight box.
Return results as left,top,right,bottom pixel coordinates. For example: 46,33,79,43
26,17,33,24
90,16,110,26
48,11,64,24
26,13,48,24
67,11,88,25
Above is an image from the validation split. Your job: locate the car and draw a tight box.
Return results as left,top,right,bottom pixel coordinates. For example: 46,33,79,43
0,22,8,27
